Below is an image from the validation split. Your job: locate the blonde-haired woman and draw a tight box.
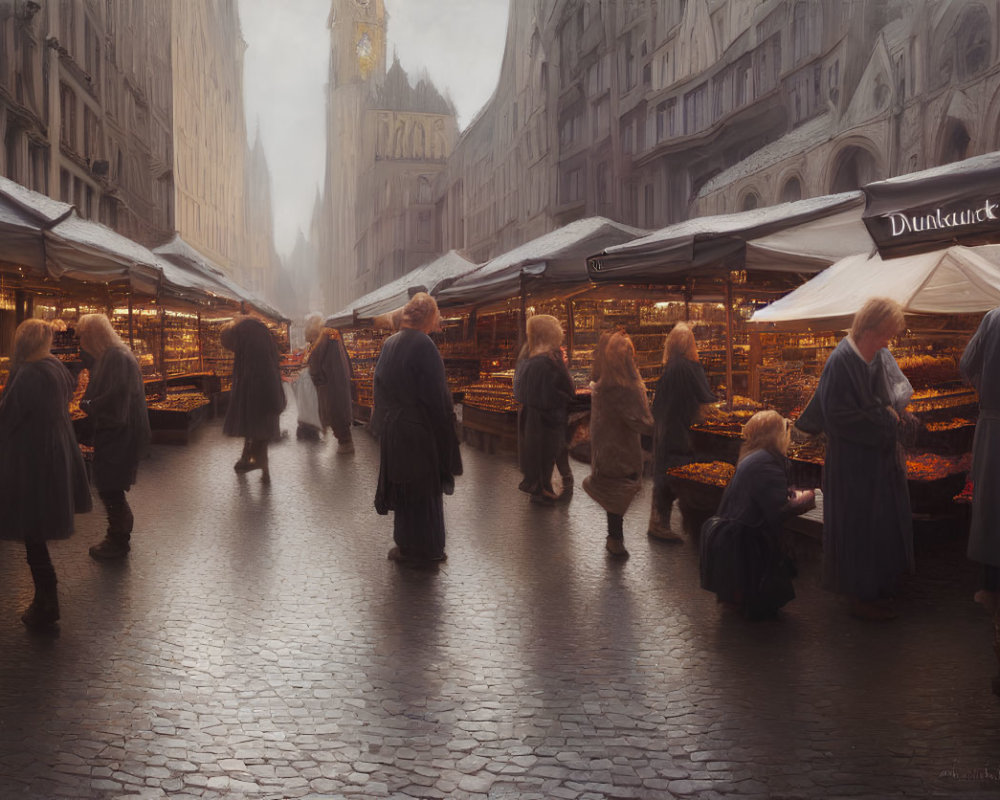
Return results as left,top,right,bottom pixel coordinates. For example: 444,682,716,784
795,296,913,620
700,410,814,618
583,331,654,557
77,313,150,559
372,292,462,565
513,314,575,503
0,319,91,627
648,322,715,541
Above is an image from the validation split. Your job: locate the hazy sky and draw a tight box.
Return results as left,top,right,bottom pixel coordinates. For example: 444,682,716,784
238,0,511,257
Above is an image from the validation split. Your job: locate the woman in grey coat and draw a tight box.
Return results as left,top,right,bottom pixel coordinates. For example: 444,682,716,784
0,319,92,628
960,306,1000,612
77,313,150,560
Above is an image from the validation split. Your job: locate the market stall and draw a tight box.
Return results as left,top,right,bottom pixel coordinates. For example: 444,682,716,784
434,217,648,452
326,250,480,422
0,179,287,444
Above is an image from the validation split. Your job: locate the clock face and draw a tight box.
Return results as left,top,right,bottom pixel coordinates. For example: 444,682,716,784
356,32,373,60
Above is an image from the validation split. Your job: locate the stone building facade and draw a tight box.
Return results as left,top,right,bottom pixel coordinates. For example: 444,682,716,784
433,0,1000,265
318,0,458,310
172,0,279,302
0,0,173,246
0,0,281,307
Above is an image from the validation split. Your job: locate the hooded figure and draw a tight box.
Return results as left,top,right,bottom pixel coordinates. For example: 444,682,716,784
305,312,355,453
77,313,150,560
513,314,575,503
222,315,286,483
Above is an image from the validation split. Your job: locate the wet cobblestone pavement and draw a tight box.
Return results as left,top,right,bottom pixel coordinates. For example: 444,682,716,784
2,413,1000,799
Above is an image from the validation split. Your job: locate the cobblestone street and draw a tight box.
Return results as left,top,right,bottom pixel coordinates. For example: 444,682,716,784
1,412,1000,800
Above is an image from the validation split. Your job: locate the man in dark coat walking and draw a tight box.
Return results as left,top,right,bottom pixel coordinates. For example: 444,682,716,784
77,313,150,560
222,315,286,483
372,293,461,565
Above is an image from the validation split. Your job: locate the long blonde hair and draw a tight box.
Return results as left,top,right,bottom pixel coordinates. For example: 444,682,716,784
738,409,790,463
526,314,563,356
594,331,644,390
11,318,53,369
77,313,124,358
662,322,698,364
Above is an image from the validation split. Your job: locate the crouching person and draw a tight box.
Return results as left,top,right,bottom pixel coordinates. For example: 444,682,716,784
700,410,814,619
77,313,150,560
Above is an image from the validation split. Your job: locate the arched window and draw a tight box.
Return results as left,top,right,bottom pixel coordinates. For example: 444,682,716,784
941,120,971,164
780,176,803,203
740,190,760,211
957,4,992,80
830,146,881,193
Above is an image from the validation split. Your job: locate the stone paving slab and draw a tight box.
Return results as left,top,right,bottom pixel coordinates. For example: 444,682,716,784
1,413,999,799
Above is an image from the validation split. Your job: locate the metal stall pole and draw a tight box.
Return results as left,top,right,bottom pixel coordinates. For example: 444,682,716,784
724,277,734,410
127,290,135,350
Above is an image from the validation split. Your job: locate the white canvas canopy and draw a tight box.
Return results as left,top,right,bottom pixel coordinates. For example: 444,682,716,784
325,250,478,328
749,244,1000,330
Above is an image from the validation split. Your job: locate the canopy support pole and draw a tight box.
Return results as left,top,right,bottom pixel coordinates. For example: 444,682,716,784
725,278,734,410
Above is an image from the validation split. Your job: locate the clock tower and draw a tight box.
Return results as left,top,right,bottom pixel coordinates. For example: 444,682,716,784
320,0,388,309
329,0,387,89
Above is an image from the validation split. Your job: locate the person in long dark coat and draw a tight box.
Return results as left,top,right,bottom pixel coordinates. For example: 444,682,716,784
959,306,1000,612
649,322,715,541
701,410,815,618
77,313,150,560
372,292,462,565
583,331,654,558
0,319,92,628
305,313,356,453
514,314,575,504
795,297,914,620
222,315,286,483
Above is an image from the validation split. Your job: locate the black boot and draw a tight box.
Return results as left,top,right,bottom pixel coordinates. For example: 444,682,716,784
234,439,256,473
22,564,59,629
90,491,132,560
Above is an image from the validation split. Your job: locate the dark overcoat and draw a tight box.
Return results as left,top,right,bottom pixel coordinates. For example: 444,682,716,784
308,328,354,439
222,317,285,441
0,357,92,541
583,380,654,516
651,356,715,472
700,449,799,614
960,307,1000,566
514,352,575,494
83,344,150,492
798,339,913,598
372,328,462,559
